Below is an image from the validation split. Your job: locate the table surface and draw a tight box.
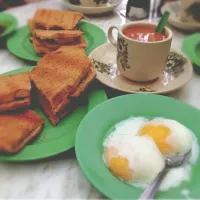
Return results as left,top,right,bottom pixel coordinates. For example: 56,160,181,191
0,0,200,198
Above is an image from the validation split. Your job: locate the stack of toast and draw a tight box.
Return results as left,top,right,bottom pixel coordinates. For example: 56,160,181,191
0,73,44,154
31,46,96,125
0,46,95,154
0,8,96,155
29,9,86,56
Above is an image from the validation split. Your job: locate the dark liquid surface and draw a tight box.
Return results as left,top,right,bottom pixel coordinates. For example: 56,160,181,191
123,25,167,42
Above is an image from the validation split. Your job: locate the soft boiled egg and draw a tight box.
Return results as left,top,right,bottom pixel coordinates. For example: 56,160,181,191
103,117,165,184
103,117,198,191
103,136,165,184
139,118,193,156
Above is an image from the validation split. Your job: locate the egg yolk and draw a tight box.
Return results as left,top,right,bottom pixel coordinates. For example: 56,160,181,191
140,124,172,154
104,147,133,181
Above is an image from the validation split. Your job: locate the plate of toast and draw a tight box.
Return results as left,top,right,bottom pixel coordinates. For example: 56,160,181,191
7,9,106,62
0,46,107,162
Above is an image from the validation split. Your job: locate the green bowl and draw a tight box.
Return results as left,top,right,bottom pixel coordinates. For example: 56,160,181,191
76,94,200,199
182,33,200,73
0,12,17,38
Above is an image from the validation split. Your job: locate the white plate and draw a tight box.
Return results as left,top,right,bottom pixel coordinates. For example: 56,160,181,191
161,1,200,31
89,43,193,94
64,0,122,15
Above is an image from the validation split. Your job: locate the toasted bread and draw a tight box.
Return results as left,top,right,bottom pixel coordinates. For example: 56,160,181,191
34,29,84,40
34,9,85,30
70,69,96,98
0,72,31,112
38,69,96,125
31,36,87,56
30,37,49,56
30,46,91,111
28,19,36,33
0,109,43,154
30,46,93,125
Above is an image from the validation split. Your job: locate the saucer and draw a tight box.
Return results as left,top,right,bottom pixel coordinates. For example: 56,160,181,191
64,0,122,15
161,1,200,31
89,43,193,94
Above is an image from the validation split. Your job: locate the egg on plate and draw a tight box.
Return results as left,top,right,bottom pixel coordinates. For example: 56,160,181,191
139,118,193,156
104,136,165,184
103,117,199,191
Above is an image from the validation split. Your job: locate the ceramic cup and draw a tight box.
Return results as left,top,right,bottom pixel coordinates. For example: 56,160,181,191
80,0,108,7
108,22,173,82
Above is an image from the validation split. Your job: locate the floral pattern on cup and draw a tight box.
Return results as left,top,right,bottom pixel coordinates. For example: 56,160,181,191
117,37,131,71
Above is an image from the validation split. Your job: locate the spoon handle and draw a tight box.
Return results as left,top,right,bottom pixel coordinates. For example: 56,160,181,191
138,167,169,200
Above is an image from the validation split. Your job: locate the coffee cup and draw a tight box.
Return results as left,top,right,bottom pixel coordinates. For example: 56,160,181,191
108,22,173,82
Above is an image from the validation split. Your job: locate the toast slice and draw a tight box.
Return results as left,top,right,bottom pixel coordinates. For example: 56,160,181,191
31,36,87,56
37,69,96,125
34,9,85,30
34,29,84,40
70,69,96,98
30,46,92,125
0,109,43,154
34,29,84,45
30,37,59,56
28,19,36,33
0,72,31,112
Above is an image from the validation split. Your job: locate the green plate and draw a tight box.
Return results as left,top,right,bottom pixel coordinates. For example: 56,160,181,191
0,67,107,162
0,12,17,38
76,94,200,199
7,21,106,62
182,33,200,72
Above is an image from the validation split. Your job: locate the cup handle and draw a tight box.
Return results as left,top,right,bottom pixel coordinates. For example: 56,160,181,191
108,26,119,47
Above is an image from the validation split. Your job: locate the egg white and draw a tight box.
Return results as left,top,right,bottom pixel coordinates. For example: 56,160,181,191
146,118,193,155
103,117,199,191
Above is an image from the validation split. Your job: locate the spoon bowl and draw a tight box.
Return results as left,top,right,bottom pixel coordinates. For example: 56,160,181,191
139,150,192,200
166,150,192,168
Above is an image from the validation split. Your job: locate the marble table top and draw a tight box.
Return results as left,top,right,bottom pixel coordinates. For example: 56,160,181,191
0,0,200,198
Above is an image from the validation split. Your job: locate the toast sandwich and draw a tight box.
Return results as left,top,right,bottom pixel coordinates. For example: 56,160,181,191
0,72,31,112
30,46,95,125
0,109,43,154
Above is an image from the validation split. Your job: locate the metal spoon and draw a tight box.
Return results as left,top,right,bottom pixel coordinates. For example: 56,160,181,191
139,150,192,200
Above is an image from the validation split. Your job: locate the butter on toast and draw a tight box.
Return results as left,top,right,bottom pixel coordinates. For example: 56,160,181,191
0,72,31,112
0,109,43,154
34,9,85,30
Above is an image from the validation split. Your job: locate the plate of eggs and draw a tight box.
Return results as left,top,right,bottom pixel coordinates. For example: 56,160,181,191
75,94,200,199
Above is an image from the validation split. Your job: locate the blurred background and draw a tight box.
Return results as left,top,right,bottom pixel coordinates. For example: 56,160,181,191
0,0,177,12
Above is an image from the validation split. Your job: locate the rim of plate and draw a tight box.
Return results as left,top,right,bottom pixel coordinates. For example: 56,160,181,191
0,13,18,38
65,0,122,9
182,33,200,67
89,43,193,94
161,1,200,30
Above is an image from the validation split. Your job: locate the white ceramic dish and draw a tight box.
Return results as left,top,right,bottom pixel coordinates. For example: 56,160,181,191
161,1,200,31
64,0,122,14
